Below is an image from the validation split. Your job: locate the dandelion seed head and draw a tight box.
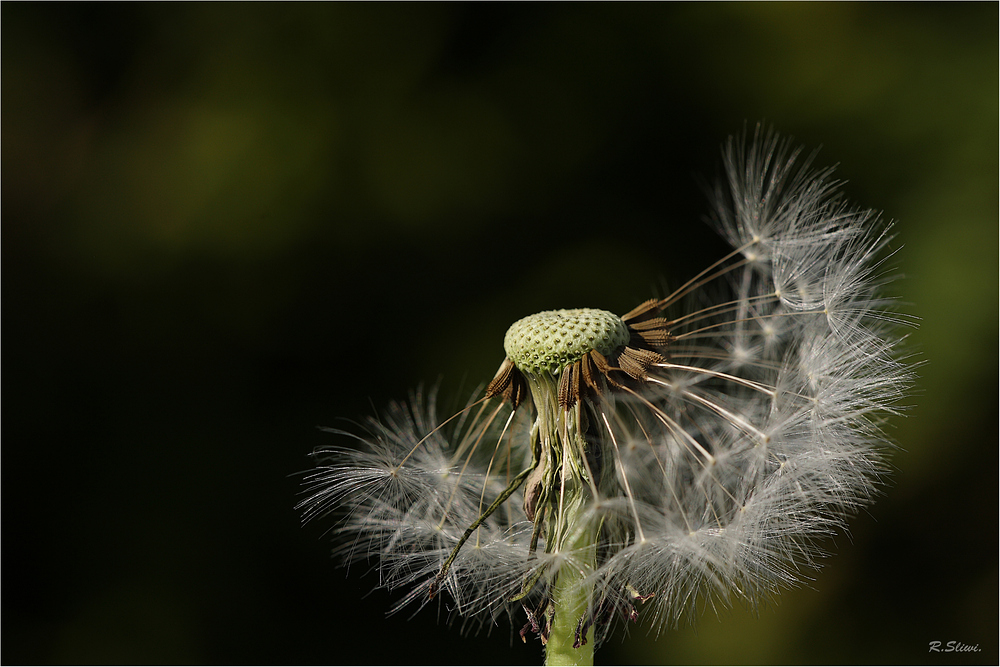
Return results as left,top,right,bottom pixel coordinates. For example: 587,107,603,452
298,124,914,658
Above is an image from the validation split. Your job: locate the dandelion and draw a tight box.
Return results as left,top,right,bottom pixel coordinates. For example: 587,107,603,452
298,126,913,665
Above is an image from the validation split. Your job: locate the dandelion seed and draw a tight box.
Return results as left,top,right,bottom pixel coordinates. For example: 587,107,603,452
298,125,914,666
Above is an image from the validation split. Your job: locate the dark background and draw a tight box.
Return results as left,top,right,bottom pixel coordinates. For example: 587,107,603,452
3,3,997,665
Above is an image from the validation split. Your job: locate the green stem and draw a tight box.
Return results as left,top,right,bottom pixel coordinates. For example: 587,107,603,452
545,530,596,666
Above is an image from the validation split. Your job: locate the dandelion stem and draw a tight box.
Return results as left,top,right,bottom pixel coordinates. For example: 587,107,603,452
545,528,596,666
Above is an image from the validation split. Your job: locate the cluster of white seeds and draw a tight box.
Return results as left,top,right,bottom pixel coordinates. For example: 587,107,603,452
299,128,913,654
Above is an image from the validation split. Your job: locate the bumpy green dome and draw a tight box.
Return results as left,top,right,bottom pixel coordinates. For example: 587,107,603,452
503,308,629,376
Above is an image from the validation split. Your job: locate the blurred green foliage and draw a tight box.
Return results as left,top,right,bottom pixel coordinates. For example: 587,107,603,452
3,3,996,665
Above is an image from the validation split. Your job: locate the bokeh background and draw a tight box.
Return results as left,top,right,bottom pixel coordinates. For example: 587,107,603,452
3,3,997,665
